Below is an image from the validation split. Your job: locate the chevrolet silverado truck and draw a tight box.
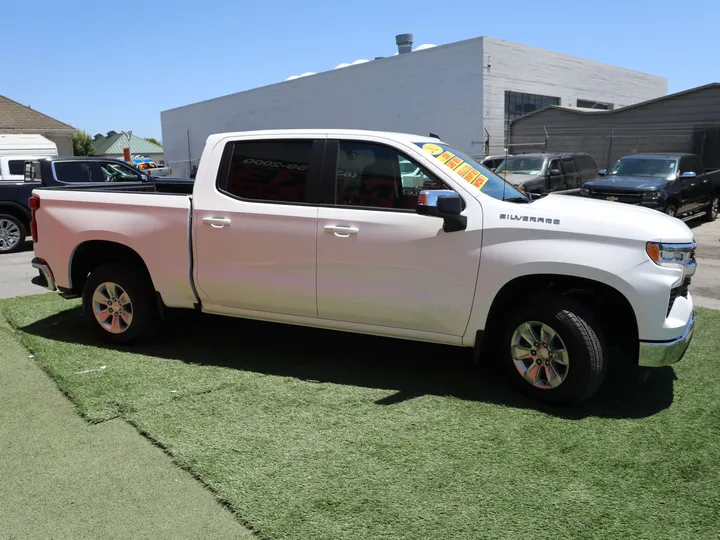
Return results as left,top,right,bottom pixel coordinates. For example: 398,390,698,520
29,130,697,405
0,157,192,253
581,153,720,221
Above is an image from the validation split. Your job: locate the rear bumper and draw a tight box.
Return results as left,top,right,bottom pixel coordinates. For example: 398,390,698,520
31,257,57,291
638,310,695,367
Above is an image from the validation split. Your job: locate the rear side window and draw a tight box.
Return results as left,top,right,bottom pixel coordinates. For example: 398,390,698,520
573,155,598,172
219,140,313,203
8,160,26,176
561,158,576,174
54,162,95,182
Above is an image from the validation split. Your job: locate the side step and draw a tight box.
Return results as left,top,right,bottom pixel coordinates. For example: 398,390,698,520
680,211,705,222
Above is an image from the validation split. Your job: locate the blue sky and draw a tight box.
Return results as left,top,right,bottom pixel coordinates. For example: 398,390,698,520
4,0,716,141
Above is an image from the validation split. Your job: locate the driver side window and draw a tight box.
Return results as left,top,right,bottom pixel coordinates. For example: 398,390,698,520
548,159,560,174
335,141,448,210
100,162,141,182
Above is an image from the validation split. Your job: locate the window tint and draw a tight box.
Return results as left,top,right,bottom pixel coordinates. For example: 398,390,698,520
690,156,704,174
8,160,26,176
335,142,447,210
221,140,312,203
561,158,576,174
54,162,95,182
548,159,561,173
573,155,597,171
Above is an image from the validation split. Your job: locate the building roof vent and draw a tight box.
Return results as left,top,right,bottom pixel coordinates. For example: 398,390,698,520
334,63,351,69
395,33,414,54
413,43,437,51
285,75,300,81
299,72,316,77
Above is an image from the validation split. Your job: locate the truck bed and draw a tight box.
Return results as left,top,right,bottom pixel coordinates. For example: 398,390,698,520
32,187,196,309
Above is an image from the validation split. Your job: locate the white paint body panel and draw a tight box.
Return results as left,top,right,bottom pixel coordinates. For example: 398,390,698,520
33,129,695,348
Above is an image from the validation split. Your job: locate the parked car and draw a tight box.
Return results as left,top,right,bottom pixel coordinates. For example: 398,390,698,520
494,153,600,195
29,129,696,405
0,156,192,253
480,154,509,171
136,160,173,177
581,153,720,221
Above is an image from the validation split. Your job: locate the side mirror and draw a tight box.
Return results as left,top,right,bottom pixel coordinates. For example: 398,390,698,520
141,174,149,182
680,171,697,178
416,190,467,232
549,168,561,176
598,169,607,176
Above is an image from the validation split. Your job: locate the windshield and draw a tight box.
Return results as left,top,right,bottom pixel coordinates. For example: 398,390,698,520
495,157,546,175
414,143,527,201
610,158,677,179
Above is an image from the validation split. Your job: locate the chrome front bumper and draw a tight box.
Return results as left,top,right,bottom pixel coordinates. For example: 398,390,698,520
638,310,696,367
31,257,57,291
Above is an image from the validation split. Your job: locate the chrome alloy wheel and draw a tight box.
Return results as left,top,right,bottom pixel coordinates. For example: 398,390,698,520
0,219,21,251
711,197,719,219
92,282,133,334
510,321,569,389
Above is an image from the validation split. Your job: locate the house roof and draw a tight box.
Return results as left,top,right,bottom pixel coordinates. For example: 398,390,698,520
93,132,163,155
512,82,720,124
0,94,76,131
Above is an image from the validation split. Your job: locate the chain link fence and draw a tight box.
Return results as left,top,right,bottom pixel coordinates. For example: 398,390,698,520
507,123,720,170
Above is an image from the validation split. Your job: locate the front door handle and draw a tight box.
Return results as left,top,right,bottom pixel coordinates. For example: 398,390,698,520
324,225,359,237
203,217,232,228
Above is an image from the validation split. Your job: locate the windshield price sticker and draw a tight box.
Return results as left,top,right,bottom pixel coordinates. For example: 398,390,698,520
454,162,473,177
472,174,489,189
417,141,492,192
422,143,443,155
437,151,455,164
446,156,463,169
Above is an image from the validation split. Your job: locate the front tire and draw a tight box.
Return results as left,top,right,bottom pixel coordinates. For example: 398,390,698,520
664,205,677,218
703,195,718,222
499,295,606,405
0,214,27,254
82,263,158,344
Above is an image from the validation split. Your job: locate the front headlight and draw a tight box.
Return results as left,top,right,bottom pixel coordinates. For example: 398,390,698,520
642,191,662,199
580,187,589,195
646,242,697,281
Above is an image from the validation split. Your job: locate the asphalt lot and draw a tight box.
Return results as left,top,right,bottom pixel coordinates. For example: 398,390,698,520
2,219,718,306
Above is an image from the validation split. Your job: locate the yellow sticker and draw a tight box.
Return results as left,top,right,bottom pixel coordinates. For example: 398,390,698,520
437,151,455,164
472,174,489,189
422,143,443,155
463,168,481,183
446,156,464,170
454,163,473,177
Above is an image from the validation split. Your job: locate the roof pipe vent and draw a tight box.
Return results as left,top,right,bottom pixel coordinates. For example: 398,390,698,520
395,33,413,54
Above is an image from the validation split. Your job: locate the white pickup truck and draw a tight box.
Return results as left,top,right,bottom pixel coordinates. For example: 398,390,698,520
29,129,697,404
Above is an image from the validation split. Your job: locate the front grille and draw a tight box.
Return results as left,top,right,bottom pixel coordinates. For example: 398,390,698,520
589,190,643,204
667,278,691,317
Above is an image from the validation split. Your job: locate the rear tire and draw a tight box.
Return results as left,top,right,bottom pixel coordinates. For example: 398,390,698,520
703,195,718,222
0,214,27,254
664,205,677,218
498,294,607,405
82,263,158,344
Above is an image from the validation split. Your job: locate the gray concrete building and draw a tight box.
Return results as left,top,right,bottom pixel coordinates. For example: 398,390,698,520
161,35,667,176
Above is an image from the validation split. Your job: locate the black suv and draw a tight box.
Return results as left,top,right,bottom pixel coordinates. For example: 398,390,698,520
494,153,600,195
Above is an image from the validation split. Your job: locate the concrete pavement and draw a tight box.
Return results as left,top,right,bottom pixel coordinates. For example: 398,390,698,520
0,241,48,300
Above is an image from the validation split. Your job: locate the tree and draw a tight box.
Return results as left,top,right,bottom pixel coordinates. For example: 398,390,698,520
144,137,161,147
73,130,96,156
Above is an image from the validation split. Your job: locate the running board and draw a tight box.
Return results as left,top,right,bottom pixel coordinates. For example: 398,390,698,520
680,211,705,222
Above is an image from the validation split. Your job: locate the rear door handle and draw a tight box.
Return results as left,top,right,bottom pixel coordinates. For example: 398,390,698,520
324,225,359,237
203,217,232,228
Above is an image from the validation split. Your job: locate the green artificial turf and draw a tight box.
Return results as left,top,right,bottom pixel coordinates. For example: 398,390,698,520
3,293,719,540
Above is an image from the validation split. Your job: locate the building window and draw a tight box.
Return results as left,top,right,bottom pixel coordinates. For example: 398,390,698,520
577,99,613,110
504,91,560,145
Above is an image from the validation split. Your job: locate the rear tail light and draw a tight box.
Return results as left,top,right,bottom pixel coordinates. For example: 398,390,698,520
28,195,40,243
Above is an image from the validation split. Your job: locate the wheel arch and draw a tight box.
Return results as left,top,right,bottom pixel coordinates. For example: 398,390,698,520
476,273,639,362
69,240,156,296
0,201,32,227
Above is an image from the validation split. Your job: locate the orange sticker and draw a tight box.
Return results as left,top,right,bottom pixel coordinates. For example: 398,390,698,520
472,174,489,189
418,193,427,206
436,151,455,164
463,168,481,183
454,163,473,177
446,156,463,170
